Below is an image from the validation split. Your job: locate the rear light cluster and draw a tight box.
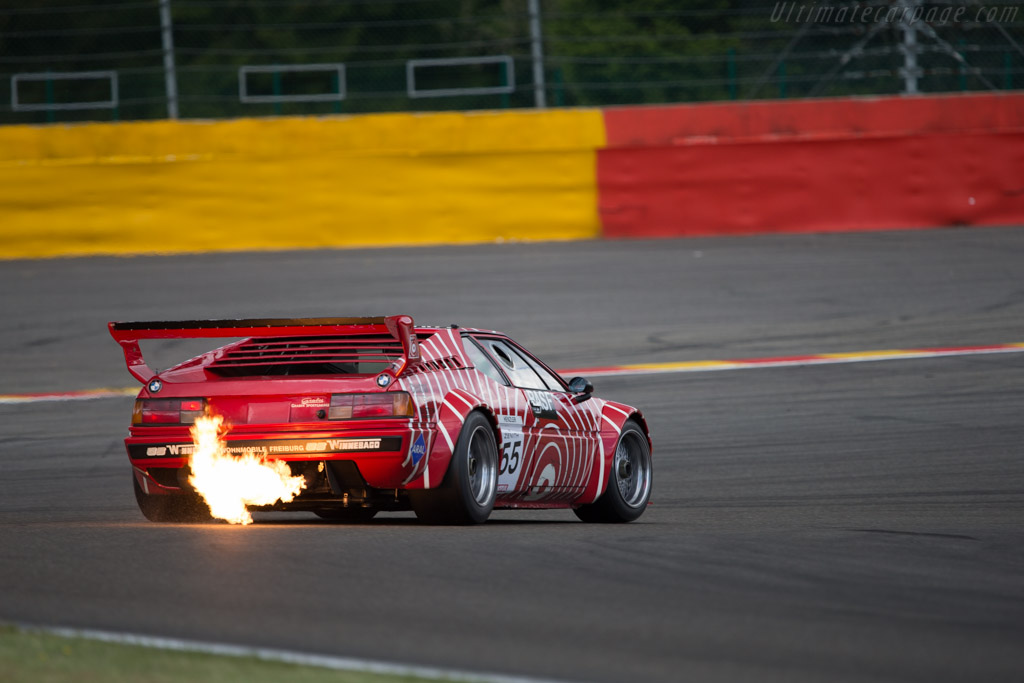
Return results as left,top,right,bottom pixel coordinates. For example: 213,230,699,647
329,392,412,420
133,399,205,425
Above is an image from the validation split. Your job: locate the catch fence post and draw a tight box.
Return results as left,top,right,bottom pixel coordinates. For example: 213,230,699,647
528,0,547,108
159,0,179,119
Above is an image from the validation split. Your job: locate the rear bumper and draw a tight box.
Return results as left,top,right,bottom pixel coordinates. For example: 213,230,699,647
126,425,429,492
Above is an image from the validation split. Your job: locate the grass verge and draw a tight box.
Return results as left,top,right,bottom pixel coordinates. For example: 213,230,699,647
0,625,456,683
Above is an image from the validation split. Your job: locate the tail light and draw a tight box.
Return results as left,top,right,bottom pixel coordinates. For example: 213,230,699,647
133,398,206,425
329,392,412,420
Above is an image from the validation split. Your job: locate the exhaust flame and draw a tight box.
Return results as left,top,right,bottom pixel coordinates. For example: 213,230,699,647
188,413,305,525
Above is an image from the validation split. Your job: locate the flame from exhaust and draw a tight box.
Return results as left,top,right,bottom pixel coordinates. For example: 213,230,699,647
188,413,305,525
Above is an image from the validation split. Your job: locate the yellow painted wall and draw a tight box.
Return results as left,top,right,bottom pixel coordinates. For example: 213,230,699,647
0,109,606,259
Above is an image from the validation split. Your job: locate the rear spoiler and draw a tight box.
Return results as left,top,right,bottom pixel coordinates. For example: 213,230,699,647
108,315,421,384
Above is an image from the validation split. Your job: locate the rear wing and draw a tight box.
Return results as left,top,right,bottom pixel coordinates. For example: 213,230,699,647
108,315,421,384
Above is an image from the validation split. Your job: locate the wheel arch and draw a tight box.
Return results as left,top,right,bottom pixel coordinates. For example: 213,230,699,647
582,401,653,504
413,389,501,490
625,409,653,451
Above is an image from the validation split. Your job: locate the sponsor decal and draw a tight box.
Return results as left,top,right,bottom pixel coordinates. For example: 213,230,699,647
410,433,426,465
497,414,525,494
524,389,558,420
290,397,329,409
131,436,401,459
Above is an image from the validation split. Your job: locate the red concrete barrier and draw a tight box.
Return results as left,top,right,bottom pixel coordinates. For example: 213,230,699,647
598,93,1024,238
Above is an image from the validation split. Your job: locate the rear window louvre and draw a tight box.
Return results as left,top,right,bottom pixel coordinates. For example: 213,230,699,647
407,356,463,374
207,334,432,377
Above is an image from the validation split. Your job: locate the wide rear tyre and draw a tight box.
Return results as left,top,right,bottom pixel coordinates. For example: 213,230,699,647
314,508,377,523
133,476,212,523
573,420,652,523
411,411,498,525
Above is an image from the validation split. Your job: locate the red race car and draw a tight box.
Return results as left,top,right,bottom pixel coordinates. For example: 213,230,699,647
110,316,652,525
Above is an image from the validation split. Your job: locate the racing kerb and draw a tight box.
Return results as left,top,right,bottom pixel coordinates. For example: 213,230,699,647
2,91,1022,259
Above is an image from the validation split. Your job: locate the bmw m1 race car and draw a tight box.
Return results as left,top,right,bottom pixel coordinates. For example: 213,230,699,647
110,316,652,525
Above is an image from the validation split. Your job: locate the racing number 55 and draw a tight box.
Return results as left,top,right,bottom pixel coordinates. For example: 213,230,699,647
500,435,522,475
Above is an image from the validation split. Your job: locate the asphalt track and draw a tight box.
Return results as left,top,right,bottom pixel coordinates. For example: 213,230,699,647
2,227,1023,682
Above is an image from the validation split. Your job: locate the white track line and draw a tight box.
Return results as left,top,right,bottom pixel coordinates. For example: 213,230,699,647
13,623,570,683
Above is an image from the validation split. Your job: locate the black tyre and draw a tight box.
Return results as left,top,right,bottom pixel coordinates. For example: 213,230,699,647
314,507,377,523
411,411,498,525
573,420,652,523
133,475,212,523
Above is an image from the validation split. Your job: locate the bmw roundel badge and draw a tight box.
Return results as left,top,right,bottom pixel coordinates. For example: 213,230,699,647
147,378,162,393
376,373,391,388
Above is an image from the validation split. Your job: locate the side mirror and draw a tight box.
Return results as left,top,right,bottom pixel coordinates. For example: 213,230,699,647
568,376,593,403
